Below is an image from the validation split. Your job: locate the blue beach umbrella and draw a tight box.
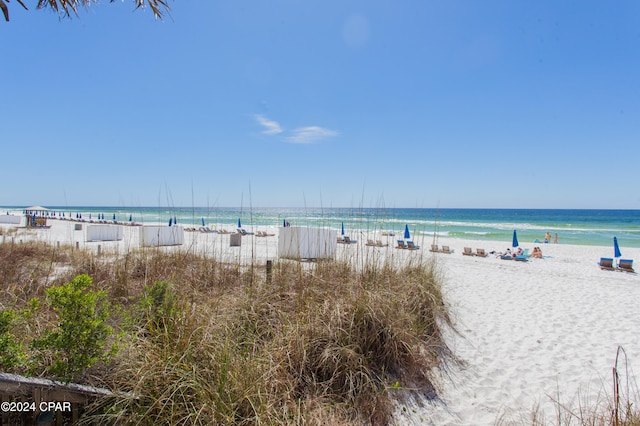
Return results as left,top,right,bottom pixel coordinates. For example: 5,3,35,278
341,222,345,236
404,224,411,240
174,216,177,225
283,218,286,227
113,213,116,221
238,218,242,228
169,217,173,226
512,230,519,248
202,217,206,227
614,237,622,258
129,214,133,222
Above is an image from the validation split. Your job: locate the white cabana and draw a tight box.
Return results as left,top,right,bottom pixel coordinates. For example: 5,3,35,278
139,226,184,247
0,215,22,225
85,225,124,242
278,227,337,260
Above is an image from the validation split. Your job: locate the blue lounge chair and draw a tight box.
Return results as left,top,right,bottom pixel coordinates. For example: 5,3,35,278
618,259,635,273
599,258,615,271
406,241,420,250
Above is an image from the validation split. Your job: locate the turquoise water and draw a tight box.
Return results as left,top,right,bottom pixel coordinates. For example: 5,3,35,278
4,207,639,248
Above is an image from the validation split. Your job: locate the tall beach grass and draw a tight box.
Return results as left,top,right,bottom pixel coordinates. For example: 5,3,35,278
1,241,452,425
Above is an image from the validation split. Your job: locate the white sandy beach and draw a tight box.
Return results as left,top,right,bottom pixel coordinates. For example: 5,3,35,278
2,219,639,425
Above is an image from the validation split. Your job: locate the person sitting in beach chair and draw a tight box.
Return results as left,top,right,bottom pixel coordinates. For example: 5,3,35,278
532,247,543,258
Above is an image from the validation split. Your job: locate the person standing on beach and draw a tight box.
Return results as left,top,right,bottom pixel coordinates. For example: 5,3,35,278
544,232,551,243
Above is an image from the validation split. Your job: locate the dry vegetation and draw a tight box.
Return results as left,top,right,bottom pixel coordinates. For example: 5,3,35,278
1,241,452,425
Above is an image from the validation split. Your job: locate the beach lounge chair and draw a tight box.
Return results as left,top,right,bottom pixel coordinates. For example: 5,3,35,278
237,228,254,236
514,254,528,262
441,246,454,254
406,241,420,250
430,244,439,253
599,258,615,271
463,247,474,256
396,240,406,249
475,248,488,257
365,239,376,246
375,240,388,247
618,259,635,273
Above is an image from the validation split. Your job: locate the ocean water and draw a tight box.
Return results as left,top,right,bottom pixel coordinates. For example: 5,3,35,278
4,207,640,248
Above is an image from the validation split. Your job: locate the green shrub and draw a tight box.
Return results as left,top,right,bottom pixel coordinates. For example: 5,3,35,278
31,274,116,381
0,309,25,369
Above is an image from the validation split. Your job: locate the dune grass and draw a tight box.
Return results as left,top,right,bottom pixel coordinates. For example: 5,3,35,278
0,241,451,425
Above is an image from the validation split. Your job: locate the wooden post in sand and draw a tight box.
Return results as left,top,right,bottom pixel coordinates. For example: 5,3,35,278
266,260,273,284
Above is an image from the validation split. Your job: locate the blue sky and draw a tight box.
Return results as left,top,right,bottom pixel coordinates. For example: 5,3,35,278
2,1,639,209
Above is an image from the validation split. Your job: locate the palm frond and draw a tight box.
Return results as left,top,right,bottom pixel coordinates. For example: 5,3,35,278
2,0,170,21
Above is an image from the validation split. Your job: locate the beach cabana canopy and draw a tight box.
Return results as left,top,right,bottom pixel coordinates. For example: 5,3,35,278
24,206,49,214
512,230,519,248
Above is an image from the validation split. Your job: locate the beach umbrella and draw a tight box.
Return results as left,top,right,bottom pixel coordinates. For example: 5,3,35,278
113,213,116,221
238,218,242,228
174,216,177,225
169,218,173,226
512,230,519,248
614,236,622,258
341,222,345,236
404,224,411,240
202,217,206,227
129,214,133,222
89,213,92,220
283,218,286,227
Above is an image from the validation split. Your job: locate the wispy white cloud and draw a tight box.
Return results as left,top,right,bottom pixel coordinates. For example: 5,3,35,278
255,114,283,135
287,126,338,144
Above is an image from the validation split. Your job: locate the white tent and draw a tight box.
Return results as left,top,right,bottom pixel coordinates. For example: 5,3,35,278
278,227,337,260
